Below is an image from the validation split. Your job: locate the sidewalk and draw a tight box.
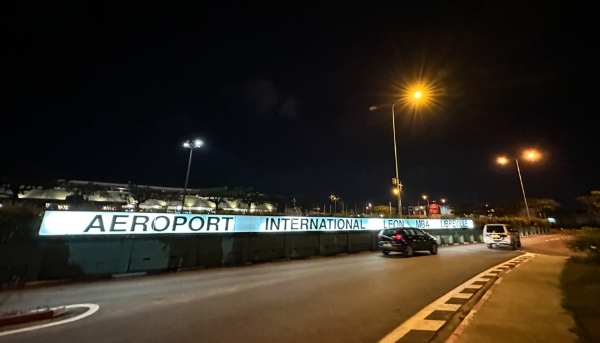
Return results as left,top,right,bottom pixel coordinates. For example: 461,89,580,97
452,255,577,343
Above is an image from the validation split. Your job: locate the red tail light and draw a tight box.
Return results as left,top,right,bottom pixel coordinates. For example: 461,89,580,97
394,234,402,241
377,234,381,239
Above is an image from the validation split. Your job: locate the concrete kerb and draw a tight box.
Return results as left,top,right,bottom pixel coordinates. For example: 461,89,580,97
0,307,64,328
376,253,535,343
429,274,498,343
0,304,99,337
429,257,531,343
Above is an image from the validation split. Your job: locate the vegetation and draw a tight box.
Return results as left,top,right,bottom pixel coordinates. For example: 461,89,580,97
235,188,267,214
562,226,600,343
565,227,600,262
1,172,57,204
578,191,600,215
0,204,41,243
199,187,236,212
372,205,394,217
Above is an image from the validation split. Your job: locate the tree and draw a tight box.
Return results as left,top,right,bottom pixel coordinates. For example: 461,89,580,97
527,198,561,218
1,171,57,204
200,187,235,212
119,183,178,211
493,201,523,217
60,181,110,207
577,191,600,215
235,188,267,214
373,205,394,217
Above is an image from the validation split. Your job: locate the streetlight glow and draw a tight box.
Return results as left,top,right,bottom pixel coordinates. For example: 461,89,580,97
497,157,508,165
524,150,540,161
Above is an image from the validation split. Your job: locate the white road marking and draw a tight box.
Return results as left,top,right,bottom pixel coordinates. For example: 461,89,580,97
412,319,446,330
0,304,99,337
377,253,536,343
436,304,462,311
466,284,483,289
452,293,473,299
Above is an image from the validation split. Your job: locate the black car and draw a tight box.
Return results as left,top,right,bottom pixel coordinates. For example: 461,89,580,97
378,227,438,257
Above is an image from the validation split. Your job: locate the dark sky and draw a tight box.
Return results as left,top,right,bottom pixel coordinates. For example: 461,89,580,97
3,0,598,209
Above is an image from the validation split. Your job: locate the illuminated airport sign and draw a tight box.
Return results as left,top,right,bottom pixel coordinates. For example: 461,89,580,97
38,211,474,235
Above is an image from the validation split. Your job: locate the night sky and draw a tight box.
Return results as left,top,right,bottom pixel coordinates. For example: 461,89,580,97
3,0,598,210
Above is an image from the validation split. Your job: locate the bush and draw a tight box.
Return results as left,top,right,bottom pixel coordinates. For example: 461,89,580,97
0,204,42,244
473,217,550,230
566,227,600,262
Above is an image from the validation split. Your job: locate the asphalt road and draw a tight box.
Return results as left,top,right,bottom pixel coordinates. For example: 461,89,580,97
518,230,575,256
1,243,523,343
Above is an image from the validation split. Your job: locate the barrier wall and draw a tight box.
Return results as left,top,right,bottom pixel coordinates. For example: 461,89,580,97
0,212,546,284
2,229,479,284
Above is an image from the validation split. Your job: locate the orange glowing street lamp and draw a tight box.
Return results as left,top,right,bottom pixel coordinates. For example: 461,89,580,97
496,150,542,220
369,88,427,217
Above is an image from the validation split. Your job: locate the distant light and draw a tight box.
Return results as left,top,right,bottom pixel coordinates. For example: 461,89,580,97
183,139,204,149
369,106,377,111
497,157,509,165
524,150,540,161
422,195,427,200
414,91,422,99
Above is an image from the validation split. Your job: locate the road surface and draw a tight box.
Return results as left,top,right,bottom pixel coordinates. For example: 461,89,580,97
1,242,527,343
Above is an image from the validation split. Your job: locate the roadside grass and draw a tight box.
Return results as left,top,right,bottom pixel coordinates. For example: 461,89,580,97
560,257,600,343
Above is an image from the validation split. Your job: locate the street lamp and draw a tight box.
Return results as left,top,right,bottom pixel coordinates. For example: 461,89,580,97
330,195,340,214
422,195,429,216
497,150,541,220
181,139,203,213
370,90,424,218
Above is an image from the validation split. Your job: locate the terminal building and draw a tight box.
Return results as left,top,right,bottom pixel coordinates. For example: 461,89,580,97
0,180,276,213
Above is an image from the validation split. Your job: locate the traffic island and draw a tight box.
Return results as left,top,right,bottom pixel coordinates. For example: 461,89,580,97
0,308,61,328
0,304,100,337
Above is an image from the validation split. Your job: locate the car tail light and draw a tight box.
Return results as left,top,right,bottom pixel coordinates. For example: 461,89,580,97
377,234,381,239
394,234,402,241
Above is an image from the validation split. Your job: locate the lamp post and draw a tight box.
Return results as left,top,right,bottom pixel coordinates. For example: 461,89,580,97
370,91,423,218
181,139,203,213
330,195,339,214
422,195,429,216
497,150,540,220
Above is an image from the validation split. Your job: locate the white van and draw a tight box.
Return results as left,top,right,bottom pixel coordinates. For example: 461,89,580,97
483,224,521,250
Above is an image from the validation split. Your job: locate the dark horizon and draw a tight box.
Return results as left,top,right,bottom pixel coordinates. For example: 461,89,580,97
3,0,598,211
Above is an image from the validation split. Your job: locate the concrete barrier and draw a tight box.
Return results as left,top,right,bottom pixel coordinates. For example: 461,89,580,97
1,228,483,284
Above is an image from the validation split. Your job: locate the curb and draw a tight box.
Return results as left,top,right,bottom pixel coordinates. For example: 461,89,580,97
377,253,535,343
440,242,482,247
0,308,60,328
433,254,534,343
